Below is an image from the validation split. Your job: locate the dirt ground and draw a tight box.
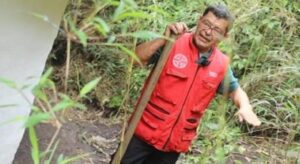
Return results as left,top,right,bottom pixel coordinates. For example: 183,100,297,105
12,108,300,164
13,109,122,164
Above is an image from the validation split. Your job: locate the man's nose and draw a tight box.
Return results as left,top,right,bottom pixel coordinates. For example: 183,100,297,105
204,28,212,36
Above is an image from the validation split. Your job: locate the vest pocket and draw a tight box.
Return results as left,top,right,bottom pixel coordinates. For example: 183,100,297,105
180,122,197,152
191,104,206,116
141,112,158,129
149,89,177,114
145,102,169,121
184,118,199,130
166,68,188,79
170,119,199,152
202,80,218,90
136,112,160,145
155,68,188,109
182,118,198,140
156,91,176,105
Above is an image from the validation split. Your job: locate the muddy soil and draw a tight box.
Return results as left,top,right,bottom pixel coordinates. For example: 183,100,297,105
12,109,299,164
13,110,122,164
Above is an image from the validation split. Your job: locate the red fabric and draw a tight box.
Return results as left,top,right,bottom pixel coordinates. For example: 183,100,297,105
134,33,229,152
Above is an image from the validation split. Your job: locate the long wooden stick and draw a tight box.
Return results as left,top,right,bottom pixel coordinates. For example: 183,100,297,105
111,35,176,164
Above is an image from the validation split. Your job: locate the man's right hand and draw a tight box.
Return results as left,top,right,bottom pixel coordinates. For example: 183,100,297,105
164,22,189,37
134,22,188,65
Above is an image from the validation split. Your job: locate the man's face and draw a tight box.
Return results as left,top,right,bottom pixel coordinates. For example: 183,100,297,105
193,11,229,52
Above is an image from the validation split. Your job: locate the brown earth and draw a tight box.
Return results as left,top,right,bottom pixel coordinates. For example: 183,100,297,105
12,109,300,164
13,109,123,164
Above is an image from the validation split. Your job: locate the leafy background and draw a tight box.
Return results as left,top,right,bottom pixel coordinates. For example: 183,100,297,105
20,0,300,163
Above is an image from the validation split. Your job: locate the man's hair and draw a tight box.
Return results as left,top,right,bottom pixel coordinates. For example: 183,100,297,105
203,4,235,33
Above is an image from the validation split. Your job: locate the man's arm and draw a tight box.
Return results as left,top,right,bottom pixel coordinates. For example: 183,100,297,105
135,38,166,65
229,87,261,126
135,22,189,65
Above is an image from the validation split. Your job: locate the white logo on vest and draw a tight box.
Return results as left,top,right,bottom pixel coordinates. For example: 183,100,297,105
208,71,217,78
173,53,188,68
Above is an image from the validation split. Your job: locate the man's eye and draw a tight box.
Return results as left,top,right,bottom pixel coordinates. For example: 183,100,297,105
214,28,223,34
204,21,210,27
203,23,209,27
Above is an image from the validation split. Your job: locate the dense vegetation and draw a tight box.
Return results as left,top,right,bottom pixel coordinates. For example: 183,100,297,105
26,0,300,163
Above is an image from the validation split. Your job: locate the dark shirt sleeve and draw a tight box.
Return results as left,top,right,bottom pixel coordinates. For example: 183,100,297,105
217,67,240,94
147,46,164,65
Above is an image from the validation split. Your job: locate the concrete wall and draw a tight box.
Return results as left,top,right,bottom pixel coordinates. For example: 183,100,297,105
0,0,67,163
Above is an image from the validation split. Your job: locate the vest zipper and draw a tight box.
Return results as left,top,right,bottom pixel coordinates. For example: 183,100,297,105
162,65,201,150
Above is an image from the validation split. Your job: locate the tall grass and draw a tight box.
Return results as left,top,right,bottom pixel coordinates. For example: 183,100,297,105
45,0,300,163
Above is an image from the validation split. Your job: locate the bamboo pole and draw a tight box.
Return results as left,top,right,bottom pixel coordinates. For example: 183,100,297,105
111,35,176,164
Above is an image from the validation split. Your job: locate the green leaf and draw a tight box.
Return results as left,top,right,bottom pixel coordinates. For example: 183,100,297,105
76,31,88,47
205,122,220,130
21,84,32,90
0,104,18,108
124,0,138,9
0,77,17,89
0,116,24,126
52,100,74,112
31,106,41,112
233,160,243,164
59,153,93,164
29,127,40,164
94,24,108,36
107,35,116,43
79,77,101,98
118,45,142,65
30,12,47,20
57,154,65,164
113,0,125,20
215,147,225,162
109,95,123,108
94,17,110,33
146,6,170,16
45,140,60,164
32,87,48,102
25,113,52,127
114,11,149,21
40,67,53,85
108,1,119,6
68,18,87,47
74,103,87,110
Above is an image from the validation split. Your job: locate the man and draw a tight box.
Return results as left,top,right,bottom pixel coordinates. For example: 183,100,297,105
121,4,261,164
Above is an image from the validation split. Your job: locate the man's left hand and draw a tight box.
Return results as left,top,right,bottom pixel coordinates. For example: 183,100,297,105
236,105,261,126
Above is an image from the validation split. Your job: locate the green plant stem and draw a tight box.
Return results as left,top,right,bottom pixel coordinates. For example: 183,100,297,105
35,99,48,113
79,2,109,30
64,35,71,93
29,126,40,164
45,121,62,153
44,140,60,164
72,0,82,23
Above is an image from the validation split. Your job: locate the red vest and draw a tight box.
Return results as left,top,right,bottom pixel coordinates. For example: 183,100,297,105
135,33,229,152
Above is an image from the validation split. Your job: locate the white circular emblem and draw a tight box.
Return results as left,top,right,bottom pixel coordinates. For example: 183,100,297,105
172,53,188,68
